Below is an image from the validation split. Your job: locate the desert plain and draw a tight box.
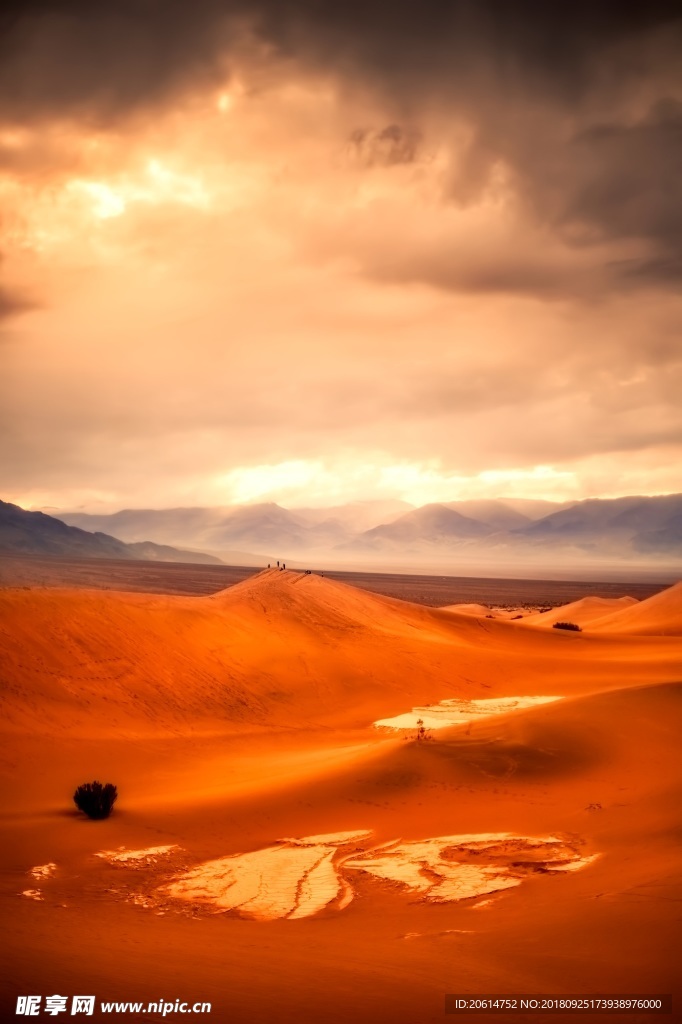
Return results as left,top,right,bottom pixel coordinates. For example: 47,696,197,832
1,565,681,1023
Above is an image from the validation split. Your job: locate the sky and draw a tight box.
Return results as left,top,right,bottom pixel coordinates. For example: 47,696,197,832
1,0,681,512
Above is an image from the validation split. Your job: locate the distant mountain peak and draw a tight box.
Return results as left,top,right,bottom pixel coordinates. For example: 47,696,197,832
0,500,222,565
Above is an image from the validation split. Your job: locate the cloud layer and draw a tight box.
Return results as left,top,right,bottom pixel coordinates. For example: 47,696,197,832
1,2,681,510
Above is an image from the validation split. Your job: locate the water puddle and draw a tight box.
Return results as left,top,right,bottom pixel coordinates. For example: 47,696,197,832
160,830,371,921
374,696,561,731
159,830,596,920
345,833,597,903
21,831,597,921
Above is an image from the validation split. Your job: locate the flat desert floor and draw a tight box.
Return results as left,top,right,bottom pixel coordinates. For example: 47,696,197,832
1,568,681,1023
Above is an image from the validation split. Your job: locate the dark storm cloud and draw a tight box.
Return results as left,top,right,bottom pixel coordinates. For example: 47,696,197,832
0,0,234,123
2,0,682,292
558,102,682,246
347,125,421,168
4,1,678,116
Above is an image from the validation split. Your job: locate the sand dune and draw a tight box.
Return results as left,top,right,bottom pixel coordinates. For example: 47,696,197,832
440,602,528,619
521,594,638,628
1,570,680,739
440,602,496,616
587,580,682,635
519,581,682,635
1,569,681,1022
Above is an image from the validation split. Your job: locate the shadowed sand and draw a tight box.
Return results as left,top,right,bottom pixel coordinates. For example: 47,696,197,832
1,569,681,1022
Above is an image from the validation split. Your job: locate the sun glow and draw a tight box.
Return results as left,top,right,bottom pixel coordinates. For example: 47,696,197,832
66,159,210,223
214,460,325,504
69,181,126,219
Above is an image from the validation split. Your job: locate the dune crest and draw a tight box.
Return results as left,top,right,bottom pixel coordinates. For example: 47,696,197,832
521,595,638,629
520,582,682,635
3,572,680,740
588,581,682,635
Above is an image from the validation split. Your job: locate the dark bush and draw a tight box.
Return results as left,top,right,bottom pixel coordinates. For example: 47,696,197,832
415,717,433,741
74,781,118,819
553,621,582,632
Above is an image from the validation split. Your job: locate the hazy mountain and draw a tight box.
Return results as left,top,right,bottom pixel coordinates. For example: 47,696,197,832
349,503,494,551
58,506,230,546
61,501,420,561
444,499,534,531
50,493,682,570
517,495,682,555
0,501,222,564
292,500,414,533
200,503,308,551
59,500,413,553
340,494,682,566
60,503,305,553
497,498,578,520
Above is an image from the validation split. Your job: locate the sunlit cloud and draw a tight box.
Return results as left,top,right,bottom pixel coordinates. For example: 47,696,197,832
69,181,127,219
66,159,209,223
1,6,680,516
214,461,325,504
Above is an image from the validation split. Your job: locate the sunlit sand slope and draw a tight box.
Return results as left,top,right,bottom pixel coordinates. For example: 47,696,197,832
440,602,497,617
587,580,682,635
521,595,638,628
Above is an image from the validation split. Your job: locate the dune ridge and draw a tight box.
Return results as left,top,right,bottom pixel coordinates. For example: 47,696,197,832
1,571,680,738
520,595,638,628
587,580,682,635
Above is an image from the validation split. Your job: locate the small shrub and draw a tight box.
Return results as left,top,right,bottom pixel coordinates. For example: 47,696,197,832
415,717,433,741
553,621,582,632
74,780,118,819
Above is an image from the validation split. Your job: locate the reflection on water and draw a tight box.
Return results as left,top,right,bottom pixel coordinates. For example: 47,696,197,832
161,831,371,921
374,695,561,731
345,834,598,902
160,830,597,920
23,831,597,920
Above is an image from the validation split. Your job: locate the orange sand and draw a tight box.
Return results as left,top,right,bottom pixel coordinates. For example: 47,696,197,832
520,595,639,629
1,569,681,1022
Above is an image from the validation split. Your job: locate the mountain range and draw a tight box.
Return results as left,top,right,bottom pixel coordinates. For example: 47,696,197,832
0,500,222,564
48,494,682,570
